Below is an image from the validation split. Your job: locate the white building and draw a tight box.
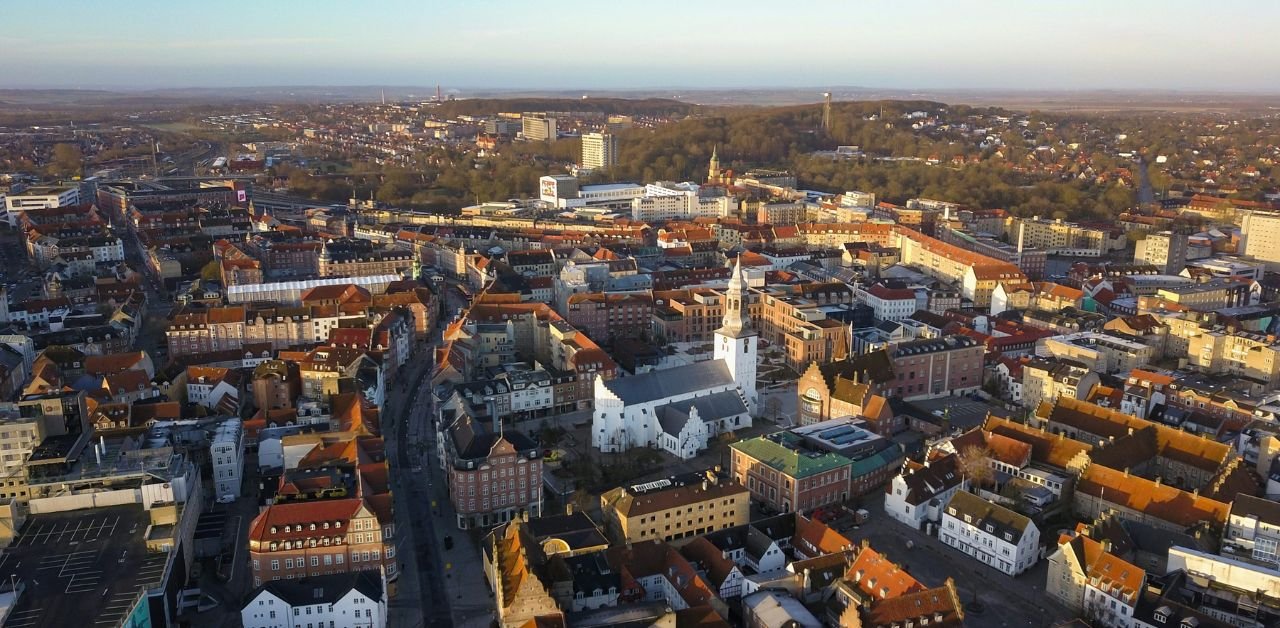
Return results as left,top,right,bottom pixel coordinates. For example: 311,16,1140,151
592,259,756,459
885,453,966,531
581,132,618,170
241,570,386,628
1242,211,1280,269
1223,494,1280,568
211,418,244,501
939,490,1040,576
858,284,919,322
631,182,734,221
2,186,79,226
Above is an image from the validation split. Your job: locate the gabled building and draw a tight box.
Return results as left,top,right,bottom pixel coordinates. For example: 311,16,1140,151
1047,531,1145,625
884,452,966,531
939,490,1040,575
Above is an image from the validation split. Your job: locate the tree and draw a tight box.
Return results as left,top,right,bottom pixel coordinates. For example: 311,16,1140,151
957,444,994,488
49,143,83,178
199,260,221,282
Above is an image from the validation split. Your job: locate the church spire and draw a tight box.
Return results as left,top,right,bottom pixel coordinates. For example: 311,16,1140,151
718,257,753,338
708,145,720,184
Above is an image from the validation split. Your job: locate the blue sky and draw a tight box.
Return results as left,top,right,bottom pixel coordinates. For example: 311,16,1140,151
2,0,1277,91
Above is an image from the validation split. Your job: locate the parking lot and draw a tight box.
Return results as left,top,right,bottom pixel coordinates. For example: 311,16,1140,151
847,492,1072,628
0,505,171,628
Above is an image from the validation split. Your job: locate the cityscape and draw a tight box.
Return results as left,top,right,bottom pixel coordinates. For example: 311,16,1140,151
2,3,1280,628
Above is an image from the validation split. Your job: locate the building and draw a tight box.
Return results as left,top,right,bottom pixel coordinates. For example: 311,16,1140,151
522,115,557,142
581,132,618,170
247,498,394,588
241,570,387,628
731,426,902,513
859,284,918,322
885,335,984,401
211,418,245,502
1241,210,1280,268
939,490,1040,576
884,452,966,531
592,259,756,459
1046,531,1144,626
437,412,542,530
1038,332,1154,375
1135,231,1189,275
1021,358,1101,410
1007,216,1123,257
3,185,79,226
599,473,749,544
1222,494,1280,568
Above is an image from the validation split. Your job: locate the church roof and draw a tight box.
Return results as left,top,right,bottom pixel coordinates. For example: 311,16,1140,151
657,390,748,437
603,360,735,405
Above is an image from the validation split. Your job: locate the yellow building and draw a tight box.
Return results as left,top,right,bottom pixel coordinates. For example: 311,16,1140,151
600,475,749,545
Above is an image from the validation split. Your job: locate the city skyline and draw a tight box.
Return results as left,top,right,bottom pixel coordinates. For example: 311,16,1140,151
3,0,1279,92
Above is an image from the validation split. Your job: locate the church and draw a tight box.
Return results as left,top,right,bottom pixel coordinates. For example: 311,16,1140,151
592,259,757,459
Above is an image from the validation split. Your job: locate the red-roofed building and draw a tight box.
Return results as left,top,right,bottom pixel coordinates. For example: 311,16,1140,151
247,498,393,587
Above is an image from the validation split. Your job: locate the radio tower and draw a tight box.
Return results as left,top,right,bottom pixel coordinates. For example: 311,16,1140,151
821,92,832,133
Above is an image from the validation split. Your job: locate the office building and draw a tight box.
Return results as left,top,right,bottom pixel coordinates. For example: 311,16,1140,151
581,132,618,170
521,115,557,142
3,185,79,226
599,473,749,545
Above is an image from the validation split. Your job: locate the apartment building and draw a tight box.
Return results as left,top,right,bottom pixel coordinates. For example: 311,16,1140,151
940,490,1040,576
211,418,245,502
1038,332,1154,374
1135,231,1189,275
521,115,557,142
1020,358,1101,410
885,335,984,401
318,241,413,278
1185,328,1280,387
1007,216,1123,257
599,474,749,545
3,185,80,226
563,292,653,344
754,283,855,371
438,413,542,530
894,227,1027,307
1241,210,1280,268
580,132,618,169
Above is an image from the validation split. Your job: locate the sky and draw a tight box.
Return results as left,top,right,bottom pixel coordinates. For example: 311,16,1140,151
2,0,1278,92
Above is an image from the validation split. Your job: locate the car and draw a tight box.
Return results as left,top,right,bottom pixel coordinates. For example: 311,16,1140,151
443,535,454,550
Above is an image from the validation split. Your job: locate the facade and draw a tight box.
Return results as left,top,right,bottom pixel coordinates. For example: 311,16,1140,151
563,292,653,344
241,570,387,628
211,418,245,502
600,475,749,544
939,490,1040,576
859,284,918,322
581,132,618,170
885,335,984,401
1241,210,1280,268
1222,494,1280,568
1021,358,1101,410
247,498,395,588
1135,231,1189,275
1046,532,1144,626
521,115,557,142
438,413,543,530
1008,216,1123,257
884,453,966,530
3,186,79,226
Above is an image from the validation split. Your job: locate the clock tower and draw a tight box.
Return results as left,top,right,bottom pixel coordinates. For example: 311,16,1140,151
715,257,758,414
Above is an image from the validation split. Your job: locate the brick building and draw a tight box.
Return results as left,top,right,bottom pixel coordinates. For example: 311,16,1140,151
247,498,394,587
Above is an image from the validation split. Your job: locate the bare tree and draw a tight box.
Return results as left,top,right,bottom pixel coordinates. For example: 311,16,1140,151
957,444,994,488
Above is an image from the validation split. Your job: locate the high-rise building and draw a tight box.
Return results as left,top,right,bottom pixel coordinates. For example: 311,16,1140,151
1134,231,1188,274
1242,211,1280,268
580,132,618,170
521,115,557,142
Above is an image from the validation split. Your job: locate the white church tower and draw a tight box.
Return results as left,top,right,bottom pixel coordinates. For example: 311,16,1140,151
715,258,758,414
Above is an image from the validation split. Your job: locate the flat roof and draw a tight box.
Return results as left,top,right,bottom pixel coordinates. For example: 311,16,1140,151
0,504,171,628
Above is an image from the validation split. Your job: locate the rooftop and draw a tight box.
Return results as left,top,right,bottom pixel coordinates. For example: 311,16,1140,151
0,505,173,628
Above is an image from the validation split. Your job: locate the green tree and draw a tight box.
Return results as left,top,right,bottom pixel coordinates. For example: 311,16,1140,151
200,260,221,282
49,143,83,178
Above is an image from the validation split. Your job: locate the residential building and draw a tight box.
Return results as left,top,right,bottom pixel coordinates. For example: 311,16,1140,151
1021,358,1101,410
939,490,1040,575
241,570,387,628
563,292,653,344
1241,210,1280,269
1135,231,1189,275
211,418,245,502
884,452,966,531
1038,332,1154,374
1007,216,1123,257
437,412,542,530
885,335,984,401
1222,494,1280,568
599,473,749,545
581,132,618,170
1046,532,1144,626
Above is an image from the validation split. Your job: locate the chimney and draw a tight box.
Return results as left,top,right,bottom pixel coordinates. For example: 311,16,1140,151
702,480,709,492
1101,539,1112,554
565,502,574,516
522,511,529,522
